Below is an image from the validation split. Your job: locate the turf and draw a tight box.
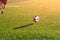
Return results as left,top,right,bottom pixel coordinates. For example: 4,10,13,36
0,0,60,40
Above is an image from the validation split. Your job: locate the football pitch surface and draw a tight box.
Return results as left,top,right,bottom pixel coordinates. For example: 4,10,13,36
0,0,60,40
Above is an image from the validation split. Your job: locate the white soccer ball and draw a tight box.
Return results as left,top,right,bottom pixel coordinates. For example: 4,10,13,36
33,16,39,22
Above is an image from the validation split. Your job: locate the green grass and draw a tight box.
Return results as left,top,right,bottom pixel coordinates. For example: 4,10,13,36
0,0,60,40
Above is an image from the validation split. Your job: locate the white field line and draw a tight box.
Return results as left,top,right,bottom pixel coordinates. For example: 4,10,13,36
6,5,20,8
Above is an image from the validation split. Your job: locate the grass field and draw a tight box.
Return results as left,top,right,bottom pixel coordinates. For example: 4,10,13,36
0,0,60,40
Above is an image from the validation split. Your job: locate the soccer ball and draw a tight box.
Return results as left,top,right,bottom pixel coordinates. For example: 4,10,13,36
33,16,39,22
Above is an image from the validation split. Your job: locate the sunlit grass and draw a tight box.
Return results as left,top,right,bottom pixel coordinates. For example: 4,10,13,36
0,0,60,40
